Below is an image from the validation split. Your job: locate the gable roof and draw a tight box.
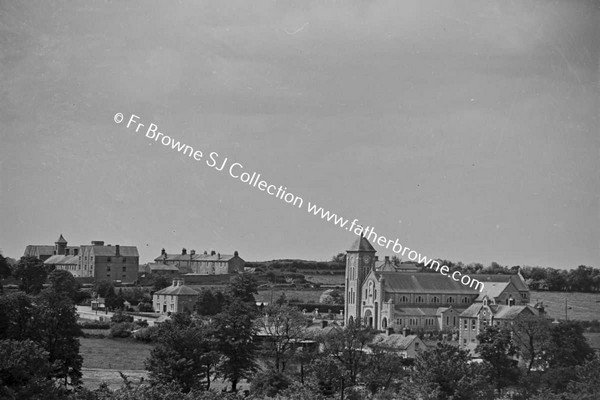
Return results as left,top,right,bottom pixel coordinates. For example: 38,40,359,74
460,303,484,318
155,252,238,262
154,283,199,296
370,334,421,350
475,282,511,301
493,305,535,320
377,272,480,294
44,255,78,265
81,245,139,257
469,274,528,292
348,236,376,252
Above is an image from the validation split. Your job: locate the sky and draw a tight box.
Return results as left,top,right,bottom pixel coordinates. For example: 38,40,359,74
0,0,598,268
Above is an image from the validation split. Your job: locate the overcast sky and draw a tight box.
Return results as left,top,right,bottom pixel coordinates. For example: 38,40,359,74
1,0,598,268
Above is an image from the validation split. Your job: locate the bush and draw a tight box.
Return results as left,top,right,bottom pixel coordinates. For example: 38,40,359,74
78,320,110,330
132,326,157,342
111,311,134,324
138,302,154,312
250,369,291,397
110,322,133,338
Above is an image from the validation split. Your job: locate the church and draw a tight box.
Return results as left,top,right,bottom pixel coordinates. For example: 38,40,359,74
344,235,531,333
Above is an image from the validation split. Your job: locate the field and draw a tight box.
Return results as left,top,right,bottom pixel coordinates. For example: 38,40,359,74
79,337,249,391
530,291,600,321
257,288,323,304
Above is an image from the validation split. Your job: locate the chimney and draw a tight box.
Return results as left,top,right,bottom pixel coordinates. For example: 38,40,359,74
116,245,120,256
191,250,196,255
74,248,78,256
182,248,187,255
402,328,409,337
204,251,208,255
374,256,379,261
172,279,178,287
386,327,394,336
217,253,221,259
234,251,239,257
211,250,216,256
161,248,166,256
321,320,328,328
65,248,70,255
385,256,390,262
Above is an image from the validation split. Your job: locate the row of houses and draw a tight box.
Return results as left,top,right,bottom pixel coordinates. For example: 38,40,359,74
24,235,245,283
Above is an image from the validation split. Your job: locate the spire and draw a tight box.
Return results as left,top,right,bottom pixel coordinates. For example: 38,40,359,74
56,234,67,244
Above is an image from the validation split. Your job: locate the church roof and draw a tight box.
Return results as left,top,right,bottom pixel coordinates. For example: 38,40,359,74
348,236,376,252
469,274,528,292
56,234,67,244
475,282,510,301
377,272,479,294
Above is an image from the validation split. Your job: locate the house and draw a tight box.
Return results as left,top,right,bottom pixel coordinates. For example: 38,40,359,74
344,235,531,332
30,235,139,282
458,295,540,352
154,248,245,275
369,331,426,358
153,279,199,314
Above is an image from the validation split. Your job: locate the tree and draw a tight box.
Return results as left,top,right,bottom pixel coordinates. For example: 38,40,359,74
362,350,406,395
229,273,258,305
476,326,520,392
47,269,81,302
331,253,346,264
319,319,374,387
257,303,308,372
146,314,219,392
319,289,344,305
213,299,258,391
0,254,11,294
195,290,225,316
0,339,64,400
403,343,494,400
152,275,171,292
510,314,551,373
562,358,600,400
13,256,47,294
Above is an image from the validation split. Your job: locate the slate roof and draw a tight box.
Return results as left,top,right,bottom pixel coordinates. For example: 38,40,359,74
377,272,479,294
493,305,535,320
56,234,67,244
81,245,139,257
469,274,528,292
154,283,199,296
348,236,376,252
147,263,179,272
44,255,78,265
155,253,237,262
370,334,420,350
24,245,77,258
393,307,441,316
475,282,510,301
460,303,484,318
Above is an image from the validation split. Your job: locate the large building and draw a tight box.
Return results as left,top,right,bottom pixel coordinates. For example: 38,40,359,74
24,235,139,283
344,235,530,333
154,248,245,275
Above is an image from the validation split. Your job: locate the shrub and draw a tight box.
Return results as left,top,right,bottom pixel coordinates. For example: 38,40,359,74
111,311,134,324
110,322,133,338
132,326,157,342
138,302,154,312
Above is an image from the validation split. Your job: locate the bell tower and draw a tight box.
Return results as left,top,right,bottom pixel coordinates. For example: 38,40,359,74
344,234,376,325
55,234,67,255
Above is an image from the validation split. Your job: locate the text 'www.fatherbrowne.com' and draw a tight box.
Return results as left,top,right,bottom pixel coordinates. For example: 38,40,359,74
113,112,484,292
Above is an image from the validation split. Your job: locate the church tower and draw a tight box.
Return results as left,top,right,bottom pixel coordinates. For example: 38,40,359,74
55,234,67,255
344,235,376,325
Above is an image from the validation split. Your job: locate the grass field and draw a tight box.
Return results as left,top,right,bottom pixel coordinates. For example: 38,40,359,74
80,338,152,370
530,291,600,321
257,288,323,304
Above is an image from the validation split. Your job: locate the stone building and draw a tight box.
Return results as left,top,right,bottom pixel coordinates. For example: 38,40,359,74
154,248,245,275
153,279,199,314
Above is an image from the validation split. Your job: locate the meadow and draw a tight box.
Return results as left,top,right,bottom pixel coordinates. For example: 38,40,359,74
530,290,600,321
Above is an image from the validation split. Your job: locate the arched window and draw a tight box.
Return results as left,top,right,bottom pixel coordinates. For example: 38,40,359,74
447,297,455,303
382,318,388,329
416,296,424,303
432,296,440,304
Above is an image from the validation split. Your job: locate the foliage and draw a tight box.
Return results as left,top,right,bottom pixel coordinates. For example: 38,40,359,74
319,289,344,305
112,311,135,324
249,368,291,397
0,339,65,400
476,326,520,391
403,343,494,400
47,269,83,302
362,350,406,394
319,319,374,386
138,302,154,312
0,254,11,294
78,320,111,330
146,314,219,392
152,275,171,292
509,314,551,373
194,289,226,316
132,326,157,342
229,273,259,305
213,298,258,392
13,256,48,294
256,303,309,372
110,322,133,338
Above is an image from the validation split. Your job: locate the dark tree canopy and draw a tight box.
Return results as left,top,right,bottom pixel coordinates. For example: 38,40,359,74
13,256,48,294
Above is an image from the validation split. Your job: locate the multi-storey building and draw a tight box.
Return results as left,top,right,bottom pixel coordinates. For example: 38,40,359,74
154,248,245,275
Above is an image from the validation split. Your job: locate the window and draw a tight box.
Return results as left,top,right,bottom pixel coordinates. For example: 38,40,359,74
471,320,476,330
106,266,111,272
396,319,400,325
107,257,111,262
463,319,468,329
400,295,409,303
463,339,467,345
448,297,455,303
122,257,126,263
416,296,424,303
432,296,440,303
462,297,469,304
122,266,126,272
106,273,110,278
